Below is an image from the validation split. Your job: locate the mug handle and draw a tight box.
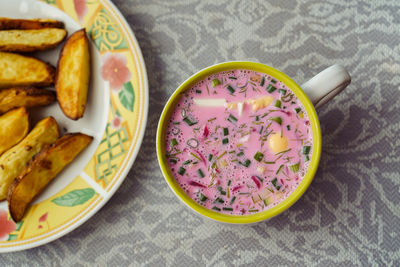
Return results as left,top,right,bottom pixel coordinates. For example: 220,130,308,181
300,64,351,109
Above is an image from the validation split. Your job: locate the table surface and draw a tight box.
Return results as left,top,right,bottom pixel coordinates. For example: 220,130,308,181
1,0,400,266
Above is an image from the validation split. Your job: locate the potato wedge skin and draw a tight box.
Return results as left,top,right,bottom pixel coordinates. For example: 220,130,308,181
0,28,67,52
0,117,59,200
8,133,93,222
0,52,55,88
0,18,64,30
0,87,56,114
0,107,29,156
56,29,90,120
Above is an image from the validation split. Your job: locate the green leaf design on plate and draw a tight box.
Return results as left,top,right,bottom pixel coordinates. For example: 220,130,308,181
51,188,96,207
7,234,18,241
119,82,135,112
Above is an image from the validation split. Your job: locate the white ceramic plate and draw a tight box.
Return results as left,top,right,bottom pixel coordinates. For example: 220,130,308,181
0,0,148,252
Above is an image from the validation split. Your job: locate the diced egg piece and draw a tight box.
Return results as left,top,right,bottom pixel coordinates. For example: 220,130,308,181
226,102,237,109
257,165,266,174
246,96,274,112
193,98,226,107
218,159,228,168
239,134,250,143
237,102,244,117
268,133,288,153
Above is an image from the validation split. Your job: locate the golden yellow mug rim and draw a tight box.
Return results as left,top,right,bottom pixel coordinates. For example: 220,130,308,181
156,61,322,224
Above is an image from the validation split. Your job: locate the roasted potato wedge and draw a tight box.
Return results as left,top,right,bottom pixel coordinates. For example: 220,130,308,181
0,17,64,30
56,29,90,120
0,28,67,52
0,87,56,114
0,107,29,156
8,133,93,222
0,117,59,200
0,52,55,88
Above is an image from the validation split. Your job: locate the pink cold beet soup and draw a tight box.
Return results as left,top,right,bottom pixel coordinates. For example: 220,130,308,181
165,69,313,215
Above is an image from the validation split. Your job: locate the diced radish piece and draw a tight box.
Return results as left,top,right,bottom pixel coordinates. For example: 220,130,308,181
251,176,261,189
203,124,209,138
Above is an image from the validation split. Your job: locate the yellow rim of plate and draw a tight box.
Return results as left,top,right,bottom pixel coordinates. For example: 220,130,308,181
157,61,321,224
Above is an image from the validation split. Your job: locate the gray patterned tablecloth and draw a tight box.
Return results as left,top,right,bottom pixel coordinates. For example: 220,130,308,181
1,0,400,266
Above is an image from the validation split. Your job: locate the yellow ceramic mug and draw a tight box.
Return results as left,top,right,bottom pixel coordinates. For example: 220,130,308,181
157,62,351,224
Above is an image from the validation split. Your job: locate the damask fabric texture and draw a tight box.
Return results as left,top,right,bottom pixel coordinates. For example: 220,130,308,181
1,0,400,266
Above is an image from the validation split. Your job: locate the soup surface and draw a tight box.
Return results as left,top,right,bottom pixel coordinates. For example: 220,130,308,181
165,69,312,215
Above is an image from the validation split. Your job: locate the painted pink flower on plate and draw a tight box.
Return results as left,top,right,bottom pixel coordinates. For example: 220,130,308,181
74,0,88,22
101,52,131,93
0,209,16,241
110,116,122,129
39,212,48,223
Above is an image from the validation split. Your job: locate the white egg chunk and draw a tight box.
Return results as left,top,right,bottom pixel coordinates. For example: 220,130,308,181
246,95,274,112
268,133,289,153
193,98,226,107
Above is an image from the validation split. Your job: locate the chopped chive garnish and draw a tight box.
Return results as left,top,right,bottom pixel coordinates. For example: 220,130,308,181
173,121,180,125
229,76,237,80
260,76,265,86
267,84,277,93
208,154,213,161
271,178,281,190
212,206,221,211
254,151,264,162
274,100,281,108
223,207,233,211
271,79,277,84
183,159,192,165
169,159,177,164
214,197,224,204
217,151,227,159
195,89,202,94
170,138,178,147
276,164,284,174
249,209,259,212
200,193,208,201
217,186,226,195
222,138,229,144
227,85,235,94
178,167,186,175
228,180,231,186
211,79,221,87
279,89,287,95
240,159,251,167
304,155,310,162
228,114,238,123
259,126,264,134
223,127,229,136
183,117,197,126
264,161,275,164
289,163,300,173
230,196,236,204
229,150,236,154
237,151,244,157
271,116,282,125
255,115,260,121
197,168,205,178
287,125,291,131
295,107,302,113
302,146,311,155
